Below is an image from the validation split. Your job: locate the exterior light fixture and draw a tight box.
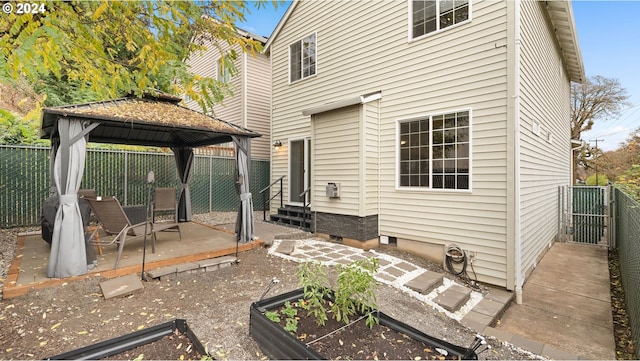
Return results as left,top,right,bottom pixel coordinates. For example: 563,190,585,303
273,140,282,149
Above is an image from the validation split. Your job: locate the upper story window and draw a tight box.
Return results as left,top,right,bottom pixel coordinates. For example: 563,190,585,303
411,0,470,39
290,33,316,83
217,56,231,83
398,110,470,190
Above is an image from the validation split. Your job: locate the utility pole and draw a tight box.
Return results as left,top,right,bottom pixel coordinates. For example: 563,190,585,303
590,138,604,185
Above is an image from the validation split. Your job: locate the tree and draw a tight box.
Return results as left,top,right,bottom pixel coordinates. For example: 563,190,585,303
571,76,630,181
0,1,273,114
589,129,640,183
571,76,630,140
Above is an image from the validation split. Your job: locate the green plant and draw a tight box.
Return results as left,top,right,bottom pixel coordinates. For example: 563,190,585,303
282,301,299,334
586,173,609,186
265,302,299,334
265,310,281,323
296,257,380,329
332,258,380,328
297,261,330,326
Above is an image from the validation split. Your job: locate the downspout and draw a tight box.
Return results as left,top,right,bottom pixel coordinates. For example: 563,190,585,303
514,0,523,305
243,52,248,128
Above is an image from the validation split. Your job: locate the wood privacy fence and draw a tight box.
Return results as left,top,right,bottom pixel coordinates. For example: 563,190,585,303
0,145,269,228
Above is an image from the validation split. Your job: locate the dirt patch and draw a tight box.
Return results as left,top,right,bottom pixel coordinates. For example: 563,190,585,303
101,328,205,361
0,233,535,360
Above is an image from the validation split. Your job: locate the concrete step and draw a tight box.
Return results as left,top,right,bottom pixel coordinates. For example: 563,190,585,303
404,271,443,294
461,288,514,332
433,284,471,312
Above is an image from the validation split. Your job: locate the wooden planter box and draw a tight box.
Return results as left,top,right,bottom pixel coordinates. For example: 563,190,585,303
47,319,208,360
249,288,477,360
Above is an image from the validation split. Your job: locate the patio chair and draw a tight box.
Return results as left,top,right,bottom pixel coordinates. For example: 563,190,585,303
153,187,178,222
153,187,182,239
86,196,180,269
78,189,101,254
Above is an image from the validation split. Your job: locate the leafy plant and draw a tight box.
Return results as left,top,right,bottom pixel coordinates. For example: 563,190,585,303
265,310,280,323
282,301,299,334
332,258,380,328
297,261,330,326
296,258,380,329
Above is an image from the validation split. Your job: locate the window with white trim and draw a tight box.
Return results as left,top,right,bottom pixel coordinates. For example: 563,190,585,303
399,111,470,190
290,33,316,82
411,0,470,39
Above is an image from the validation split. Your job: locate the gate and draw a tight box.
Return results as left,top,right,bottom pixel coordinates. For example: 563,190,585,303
558,185,610,246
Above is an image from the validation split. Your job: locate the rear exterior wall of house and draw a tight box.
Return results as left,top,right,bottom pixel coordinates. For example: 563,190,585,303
270,0,572,289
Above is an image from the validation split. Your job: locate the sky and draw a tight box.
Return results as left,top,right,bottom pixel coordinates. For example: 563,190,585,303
238,1,640,152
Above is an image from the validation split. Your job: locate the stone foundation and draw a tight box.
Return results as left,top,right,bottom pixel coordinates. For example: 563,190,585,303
313,212,378,243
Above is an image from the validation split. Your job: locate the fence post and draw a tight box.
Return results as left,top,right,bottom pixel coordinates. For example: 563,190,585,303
123,151,128,206
209,157,213,213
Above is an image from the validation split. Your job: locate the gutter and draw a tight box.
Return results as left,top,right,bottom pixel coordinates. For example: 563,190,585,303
301,91,382,116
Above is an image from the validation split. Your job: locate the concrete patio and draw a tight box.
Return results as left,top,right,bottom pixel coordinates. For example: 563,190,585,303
3,221,302,299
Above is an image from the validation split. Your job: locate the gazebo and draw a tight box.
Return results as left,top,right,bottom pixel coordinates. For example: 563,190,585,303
40,93,261,278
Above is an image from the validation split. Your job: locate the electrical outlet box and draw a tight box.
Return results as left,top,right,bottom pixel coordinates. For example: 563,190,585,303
325,182,340,198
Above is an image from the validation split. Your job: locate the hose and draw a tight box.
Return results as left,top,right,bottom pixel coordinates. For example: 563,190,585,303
445,243,467,276
445,243,480,290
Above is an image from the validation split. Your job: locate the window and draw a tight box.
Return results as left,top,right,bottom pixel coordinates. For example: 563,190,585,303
412,0,469,39
290,33,316,82
399,111,470,190
217,56,231,83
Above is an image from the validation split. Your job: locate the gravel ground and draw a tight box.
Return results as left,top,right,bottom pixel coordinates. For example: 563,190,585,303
0,214,540,360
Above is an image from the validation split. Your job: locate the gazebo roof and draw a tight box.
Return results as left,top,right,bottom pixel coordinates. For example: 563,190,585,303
40,95,261,148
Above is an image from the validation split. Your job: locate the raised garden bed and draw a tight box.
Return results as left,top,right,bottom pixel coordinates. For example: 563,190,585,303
250,288,477,360
47,319,209,360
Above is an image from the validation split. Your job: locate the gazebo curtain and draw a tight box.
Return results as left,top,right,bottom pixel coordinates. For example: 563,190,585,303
46,118,88,278
172,146,194,222
232,136,254,243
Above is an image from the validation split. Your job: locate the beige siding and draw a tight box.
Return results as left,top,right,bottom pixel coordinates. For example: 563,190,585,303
185,38,271,159
518,1,572,278
271,0,511,287
312,106,361,216
246,53,271,159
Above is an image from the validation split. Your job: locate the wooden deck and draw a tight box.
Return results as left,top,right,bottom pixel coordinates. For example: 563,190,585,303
3,222,264,299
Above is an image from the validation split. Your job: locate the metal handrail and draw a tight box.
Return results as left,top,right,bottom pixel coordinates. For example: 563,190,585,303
259,175,285,221
299,187,311,231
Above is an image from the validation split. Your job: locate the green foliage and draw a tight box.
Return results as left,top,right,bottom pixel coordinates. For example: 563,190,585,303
282,302,299,334
265,302,298,334
264,310,280,323
332,258,380,328
297,261,330,326
586,173,609,186
617,165,640,202
0,108,48,145
296,258,380,329
0,1,278,113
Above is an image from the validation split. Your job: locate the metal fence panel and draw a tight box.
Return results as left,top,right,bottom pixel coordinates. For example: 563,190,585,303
572,186,607,244
558,185,609,245
0,145,269,228
614,188,640,359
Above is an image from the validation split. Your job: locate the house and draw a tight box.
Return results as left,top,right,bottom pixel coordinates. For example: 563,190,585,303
185,27,271,160
265,0,584,300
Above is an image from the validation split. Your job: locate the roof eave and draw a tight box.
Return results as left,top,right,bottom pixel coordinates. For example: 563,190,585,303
264,1,298,54
545,0,585,83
